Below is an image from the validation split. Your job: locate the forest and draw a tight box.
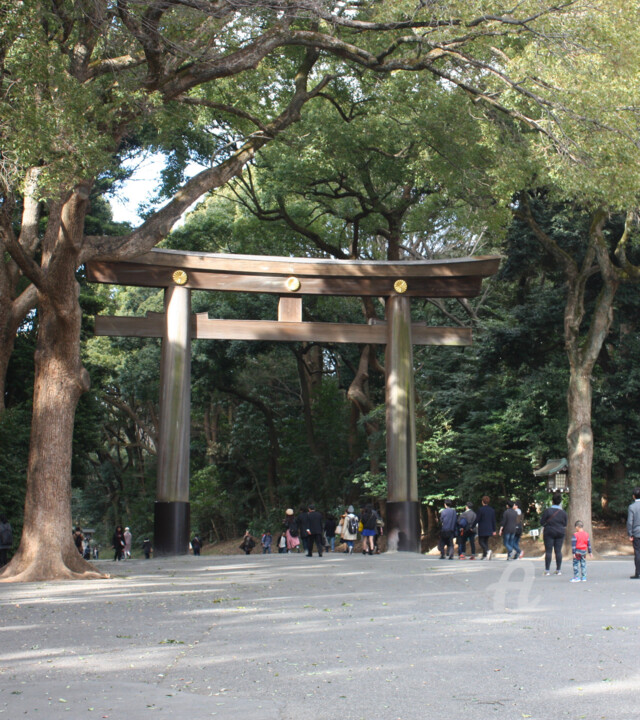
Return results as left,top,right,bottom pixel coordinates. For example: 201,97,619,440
1,1,640,577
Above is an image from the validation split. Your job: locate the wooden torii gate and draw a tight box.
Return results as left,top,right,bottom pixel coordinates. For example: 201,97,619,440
87,249,500,555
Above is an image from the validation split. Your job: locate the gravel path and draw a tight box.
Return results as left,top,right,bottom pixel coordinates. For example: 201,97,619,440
1,552,638,719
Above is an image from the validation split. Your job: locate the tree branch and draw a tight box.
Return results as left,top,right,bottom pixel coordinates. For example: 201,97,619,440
84,49,331,260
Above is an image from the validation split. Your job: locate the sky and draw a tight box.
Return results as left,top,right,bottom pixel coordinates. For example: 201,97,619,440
109,154,207,228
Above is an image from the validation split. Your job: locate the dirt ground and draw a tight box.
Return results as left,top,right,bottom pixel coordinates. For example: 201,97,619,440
197,521,633,558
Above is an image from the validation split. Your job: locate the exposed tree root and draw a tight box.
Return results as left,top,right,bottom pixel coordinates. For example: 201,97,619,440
0,550,110,583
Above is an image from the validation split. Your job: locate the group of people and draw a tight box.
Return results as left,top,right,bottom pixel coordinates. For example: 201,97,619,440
437,495,511,561
437,494,580,574
73,526,100,560
436,489,640,582
239,502,383,557
112,525,133,561
279,503,382,556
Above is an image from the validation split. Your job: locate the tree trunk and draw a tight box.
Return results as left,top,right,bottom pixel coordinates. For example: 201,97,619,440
566,369,594,543
1,211,106,582
295,348,325,482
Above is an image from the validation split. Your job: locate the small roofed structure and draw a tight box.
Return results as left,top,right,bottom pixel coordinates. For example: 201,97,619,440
534,458,569,493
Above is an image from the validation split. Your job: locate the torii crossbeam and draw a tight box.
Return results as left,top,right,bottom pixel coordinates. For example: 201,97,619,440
87,249,500,554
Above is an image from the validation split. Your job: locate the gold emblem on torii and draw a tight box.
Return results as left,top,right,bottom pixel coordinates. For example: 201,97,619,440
172,270,188,285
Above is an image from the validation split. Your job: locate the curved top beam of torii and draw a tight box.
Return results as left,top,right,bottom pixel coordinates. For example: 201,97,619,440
86,249,501,298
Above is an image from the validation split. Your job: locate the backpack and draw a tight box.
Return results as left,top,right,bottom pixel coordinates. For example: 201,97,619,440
347,515,359,534
288,520,298,537
457,516,468,534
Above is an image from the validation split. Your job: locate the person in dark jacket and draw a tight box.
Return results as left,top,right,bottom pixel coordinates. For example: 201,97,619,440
305,504,324,557
142,537,152,558
628,487,640,579
457,502,477,559
112,526,125,561
324,514,337,552
476,496,496,559
297,506,310,554
0,515,12,567
541,493,568,575
438,500,457,560
499,501,519,560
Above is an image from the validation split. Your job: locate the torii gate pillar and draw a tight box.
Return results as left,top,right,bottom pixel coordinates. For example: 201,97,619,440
385,295,420,551
155,285,191,555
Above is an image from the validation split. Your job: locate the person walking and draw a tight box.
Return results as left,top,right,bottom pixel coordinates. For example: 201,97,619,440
123,527,132,559
112,526,125,561
570,521,593,582
457,502,477,559
305,504,324,557
142,536,152,558
324,514,337,552
541,493,568,575
191,534,202,555
239,530,256,555
360,503,379,556
284,509,300,553
297,506,310,555
261,530,272,554
73,526,84,556
341,505,358,554
277,533,287,553
512,499,524,559
476,496,496,559
0,515,12,567
438,499,457,560
627,487,640,579
499,501,519,560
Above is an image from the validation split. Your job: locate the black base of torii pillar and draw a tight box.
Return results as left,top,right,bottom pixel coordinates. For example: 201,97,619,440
154,285,191,555
385,295,420,552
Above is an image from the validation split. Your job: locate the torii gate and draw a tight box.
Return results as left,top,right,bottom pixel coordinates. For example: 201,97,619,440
87,249,500,554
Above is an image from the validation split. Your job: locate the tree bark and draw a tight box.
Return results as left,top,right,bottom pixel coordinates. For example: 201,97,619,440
566,370,594,541
1,248,106,581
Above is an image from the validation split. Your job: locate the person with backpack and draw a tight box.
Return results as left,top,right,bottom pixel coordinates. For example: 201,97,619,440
284,508,300,553
457,502,477,559
340,505,359,554
261,530,272,554
0,515,12,567
360,503,379,556
438,499,457,560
